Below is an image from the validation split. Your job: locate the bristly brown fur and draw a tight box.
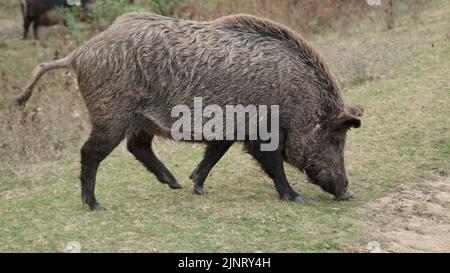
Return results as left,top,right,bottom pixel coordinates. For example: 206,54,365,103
216,14,342,101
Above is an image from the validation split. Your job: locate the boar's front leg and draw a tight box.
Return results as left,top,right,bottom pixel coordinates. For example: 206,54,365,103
127,130,182,189
244,138,306,204
190,141,234,195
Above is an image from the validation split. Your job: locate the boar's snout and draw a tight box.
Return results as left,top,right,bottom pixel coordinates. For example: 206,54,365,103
332,175,354,201
334,188,354,201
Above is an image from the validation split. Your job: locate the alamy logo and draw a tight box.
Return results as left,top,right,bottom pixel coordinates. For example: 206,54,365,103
171,97,280,151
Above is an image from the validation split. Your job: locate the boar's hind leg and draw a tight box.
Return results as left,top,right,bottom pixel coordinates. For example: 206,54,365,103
190,141,234,195
23,17,32,39
127,130,182,189
80,126,126,211
32,19,40,40
244,140,306,204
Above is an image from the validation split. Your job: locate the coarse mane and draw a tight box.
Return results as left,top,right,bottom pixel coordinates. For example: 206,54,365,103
215,14,343,104
115,12,344,112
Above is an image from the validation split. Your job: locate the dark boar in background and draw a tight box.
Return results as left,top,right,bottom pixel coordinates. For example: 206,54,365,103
18,13,363,211
21,0,94,39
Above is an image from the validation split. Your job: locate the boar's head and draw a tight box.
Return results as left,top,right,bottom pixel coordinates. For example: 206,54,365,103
302,105,363,201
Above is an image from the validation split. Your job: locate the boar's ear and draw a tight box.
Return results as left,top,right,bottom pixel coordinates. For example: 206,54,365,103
332,105,363,130
346,105,364,117
333,114,361,130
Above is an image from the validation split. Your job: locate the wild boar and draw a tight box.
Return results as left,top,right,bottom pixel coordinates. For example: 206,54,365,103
18,13,363,211
21,0,94,40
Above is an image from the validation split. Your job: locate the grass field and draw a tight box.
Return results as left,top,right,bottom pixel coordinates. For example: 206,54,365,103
0,0,449,252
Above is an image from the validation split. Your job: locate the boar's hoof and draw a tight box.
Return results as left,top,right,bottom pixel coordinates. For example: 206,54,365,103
81,195,107,211
168,182,183,189
89,203,107,212
335,190,354,201
194,186,206,195
281,195,306,204
293,196,306,204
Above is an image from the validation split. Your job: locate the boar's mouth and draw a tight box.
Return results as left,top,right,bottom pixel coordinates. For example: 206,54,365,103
305,166,353,200
304,167,335,194
334,189,354,201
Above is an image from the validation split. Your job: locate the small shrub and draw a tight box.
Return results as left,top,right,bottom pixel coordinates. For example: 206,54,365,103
0,70,89,165
59,6,84,44
88,0,131,31
151,0,181,16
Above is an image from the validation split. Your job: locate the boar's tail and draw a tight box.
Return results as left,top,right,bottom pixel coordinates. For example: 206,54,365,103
17,56,72,107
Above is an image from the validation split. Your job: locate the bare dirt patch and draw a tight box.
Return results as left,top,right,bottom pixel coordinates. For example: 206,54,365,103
362,176,450,252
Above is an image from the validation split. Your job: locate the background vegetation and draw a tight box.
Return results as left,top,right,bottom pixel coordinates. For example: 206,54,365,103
0,0,448,252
